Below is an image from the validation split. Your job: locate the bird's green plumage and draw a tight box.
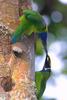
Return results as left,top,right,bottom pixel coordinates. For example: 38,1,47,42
11,9,51,100
35,71,50,99
12,9,46,43
12,16,33,43
24,10,45,32
23,9,43,23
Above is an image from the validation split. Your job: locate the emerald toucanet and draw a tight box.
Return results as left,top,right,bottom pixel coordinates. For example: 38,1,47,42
11,9,47,55
35,54,51,99
11,9,51,99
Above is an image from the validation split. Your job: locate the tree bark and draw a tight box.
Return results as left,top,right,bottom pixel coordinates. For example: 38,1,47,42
0,0,37,99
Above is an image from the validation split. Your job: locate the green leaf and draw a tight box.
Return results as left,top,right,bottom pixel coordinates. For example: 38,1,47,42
35,39,44,55
61,69,67,75
63,56,67,60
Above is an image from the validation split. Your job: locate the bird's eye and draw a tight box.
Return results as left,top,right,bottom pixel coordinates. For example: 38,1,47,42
12,46,23,58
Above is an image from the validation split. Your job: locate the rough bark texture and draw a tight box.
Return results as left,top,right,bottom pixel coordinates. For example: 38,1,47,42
0,0,36,99
0,0,19,30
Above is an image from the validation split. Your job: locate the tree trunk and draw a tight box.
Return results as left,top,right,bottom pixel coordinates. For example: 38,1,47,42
0,0,37,99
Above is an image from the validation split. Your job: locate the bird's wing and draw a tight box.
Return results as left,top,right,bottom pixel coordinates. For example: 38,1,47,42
23,9,43,24
35,71,51,99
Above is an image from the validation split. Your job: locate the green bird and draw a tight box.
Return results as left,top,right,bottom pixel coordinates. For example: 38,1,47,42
12,9,45,43
35,55,51,100
11,9,46,55
11,9,51,100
